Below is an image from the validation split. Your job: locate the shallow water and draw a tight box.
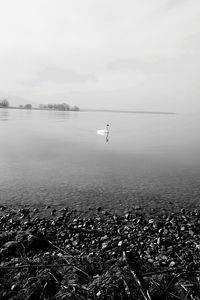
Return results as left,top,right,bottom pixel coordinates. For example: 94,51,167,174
0,108,200,212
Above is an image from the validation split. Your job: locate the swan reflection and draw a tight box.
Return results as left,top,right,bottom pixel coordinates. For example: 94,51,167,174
105,132,109,143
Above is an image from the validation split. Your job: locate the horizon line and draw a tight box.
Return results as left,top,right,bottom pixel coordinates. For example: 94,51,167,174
81,108,176,115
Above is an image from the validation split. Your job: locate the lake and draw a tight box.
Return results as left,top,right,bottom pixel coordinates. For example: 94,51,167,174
0,108,200,213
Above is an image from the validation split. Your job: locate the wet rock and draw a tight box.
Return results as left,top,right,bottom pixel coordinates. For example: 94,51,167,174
59,207,68,213
51,208,56,216
147,258,154,263
100,235,109,242
0,241,21,256
169,261,176,267
134,205,141,210
26,234,48,252
19,208,30,216
0,205,6,211
102,210,109,216
189,229,194,236
118,241,123,247
102,242,109,250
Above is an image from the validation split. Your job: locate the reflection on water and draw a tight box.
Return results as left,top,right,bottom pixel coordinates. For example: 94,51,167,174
0,108,200,212
0,108,9,121
47,110,71,121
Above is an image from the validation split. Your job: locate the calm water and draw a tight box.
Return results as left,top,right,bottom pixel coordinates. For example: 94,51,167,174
1,108,200,212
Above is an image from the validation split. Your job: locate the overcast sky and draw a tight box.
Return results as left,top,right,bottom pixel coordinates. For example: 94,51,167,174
0,0,200,112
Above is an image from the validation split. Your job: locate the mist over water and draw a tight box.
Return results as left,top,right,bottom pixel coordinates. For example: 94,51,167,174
0,108,200,212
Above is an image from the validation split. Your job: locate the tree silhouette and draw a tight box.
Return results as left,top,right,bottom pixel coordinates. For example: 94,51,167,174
24,104,32,109
0,99,9,107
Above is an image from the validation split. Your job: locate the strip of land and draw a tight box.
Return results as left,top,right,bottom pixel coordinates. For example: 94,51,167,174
0,107,175,114
81,109,175,114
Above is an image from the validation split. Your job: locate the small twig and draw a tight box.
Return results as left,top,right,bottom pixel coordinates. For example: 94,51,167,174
45,239,74,263
183,284,194,287
73,265,91,280
23,276,38,288
49,271,60,284
191,296,200,300
40,280,52,300
144,268,200,277
0,262,90,279
184,289,191,300
123,251,151,300
25,290,36,300
163,274,178,295
181,284,188,292
121,276,131,299
130,270,152,300
0,263,73,269
150,278,160,287
169,292,183,299
21,242,26,258
143,267,182,277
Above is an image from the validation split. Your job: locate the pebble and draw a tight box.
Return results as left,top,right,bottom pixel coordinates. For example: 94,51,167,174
0,205,6,211
147,258,154,263
100,235,109,242
118,241,123,247
169,261,176,267
102,242,109,249
11,284,17,291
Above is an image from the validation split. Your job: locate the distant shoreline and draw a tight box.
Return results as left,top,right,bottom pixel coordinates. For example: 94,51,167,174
0,106,175,115
0,106,79,112
0,106,46,111
81,108,176,115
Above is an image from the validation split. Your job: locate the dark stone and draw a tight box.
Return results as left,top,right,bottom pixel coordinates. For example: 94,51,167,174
0,241,21,257
0,205,6,211
26,234,48,252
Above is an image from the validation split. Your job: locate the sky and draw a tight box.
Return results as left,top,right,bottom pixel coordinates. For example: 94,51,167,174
0,0,200,112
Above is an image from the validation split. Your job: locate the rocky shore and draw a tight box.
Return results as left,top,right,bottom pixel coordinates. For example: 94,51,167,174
0,205,200,299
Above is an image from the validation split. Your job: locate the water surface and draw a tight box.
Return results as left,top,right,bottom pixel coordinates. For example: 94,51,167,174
0,108,200,213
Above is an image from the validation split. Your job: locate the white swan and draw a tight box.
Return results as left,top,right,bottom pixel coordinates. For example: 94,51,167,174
97,124,109,135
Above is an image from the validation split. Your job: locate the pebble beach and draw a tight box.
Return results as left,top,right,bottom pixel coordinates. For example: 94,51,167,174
0,204,200,299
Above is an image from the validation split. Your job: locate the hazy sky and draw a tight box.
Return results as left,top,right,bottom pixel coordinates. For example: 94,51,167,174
0,0,200,112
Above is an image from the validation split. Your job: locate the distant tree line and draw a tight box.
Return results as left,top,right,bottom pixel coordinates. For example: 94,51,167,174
39,103,79,111
19,104,32,109
0,98,79,111
0,99,9,107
